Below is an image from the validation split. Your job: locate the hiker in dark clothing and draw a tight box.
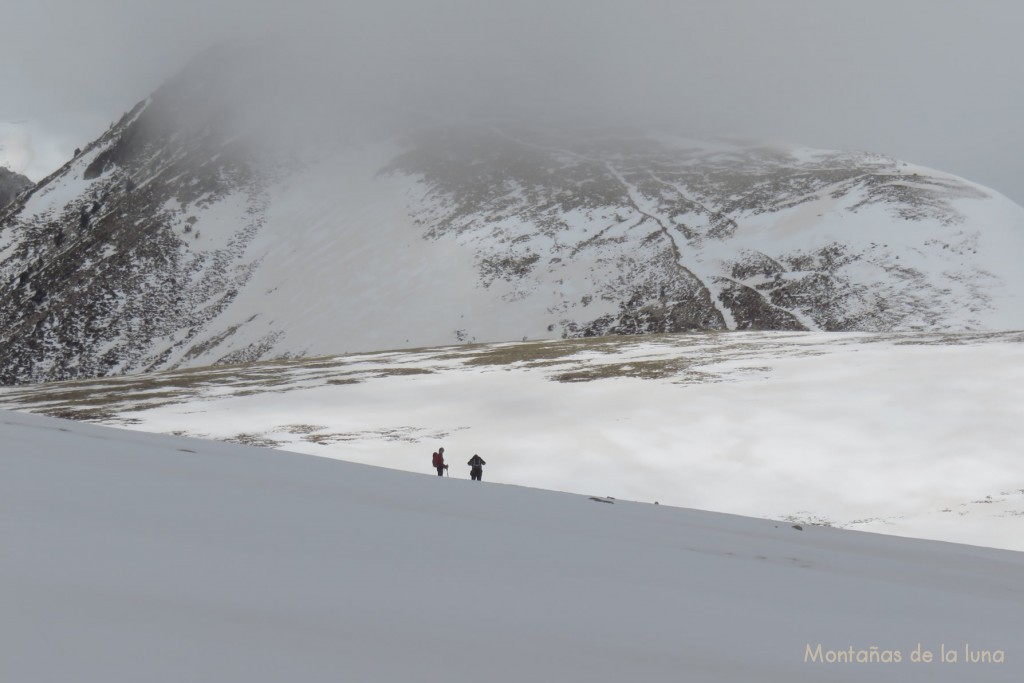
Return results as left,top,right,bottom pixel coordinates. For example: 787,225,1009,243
467,454,486,481
432,447,448,476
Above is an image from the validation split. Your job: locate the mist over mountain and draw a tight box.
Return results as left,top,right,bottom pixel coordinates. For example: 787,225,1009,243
1,42,1023,384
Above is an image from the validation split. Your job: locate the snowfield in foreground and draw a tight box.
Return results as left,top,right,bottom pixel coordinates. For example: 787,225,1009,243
3,330,1023,551
2,409,1022,683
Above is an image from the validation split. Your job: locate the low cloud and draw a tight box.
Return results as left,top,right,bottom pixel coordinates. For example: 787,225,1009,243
4,0,1024,201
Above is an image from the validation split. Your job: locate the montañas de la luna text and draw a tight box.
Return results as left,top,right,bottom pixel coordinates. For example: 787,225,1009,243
804,643,1005,664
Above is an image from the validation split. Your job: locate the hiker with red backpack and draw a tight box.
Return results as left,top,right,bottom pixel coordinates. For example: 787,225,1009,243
432,447,448,476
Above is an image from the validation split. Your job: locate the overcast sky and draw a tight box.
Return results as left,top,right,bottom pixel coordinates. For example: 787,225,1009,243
3,0,1024,205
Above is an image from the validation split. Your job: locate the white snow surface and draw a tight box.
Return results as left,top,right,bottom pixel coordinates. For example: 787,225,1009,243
4,330,1023,552
17,144,108,221
159,143,571,368
2,408,1022,682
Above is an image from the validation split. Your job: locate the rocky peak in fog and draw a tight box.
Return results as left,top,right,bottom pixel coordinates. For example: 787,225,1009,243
1,45,1022,385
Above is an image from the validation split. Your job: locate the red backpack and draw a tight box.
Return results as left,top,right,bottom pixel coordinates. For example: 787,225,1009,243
432,452,443,467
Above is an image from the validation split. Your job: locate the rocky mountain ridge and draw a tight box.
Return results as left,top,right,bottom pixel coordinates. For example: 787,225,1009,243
1,50,1022,385
0,166,32,210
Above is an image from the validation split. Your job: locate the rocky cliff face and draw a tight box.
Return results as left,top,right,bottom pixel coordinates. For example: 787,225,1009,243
0,167,32,210
1,49,1022,385
386,128,1019,336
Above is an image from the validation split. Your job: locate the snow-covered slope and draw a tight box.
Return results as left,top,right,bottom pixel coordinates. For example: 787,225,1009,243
2,45,1023,384
2,408,1021,682
4,330,1022,551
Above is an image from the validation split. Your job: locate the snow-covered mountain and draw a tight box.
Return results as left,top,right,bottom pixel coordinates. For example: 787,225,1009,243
2,45,1023,384
3,408,1022,682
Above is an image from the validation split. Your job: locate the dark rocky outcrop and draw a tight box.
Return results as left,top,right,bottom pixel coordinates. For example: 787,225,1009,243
0,167,32,210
